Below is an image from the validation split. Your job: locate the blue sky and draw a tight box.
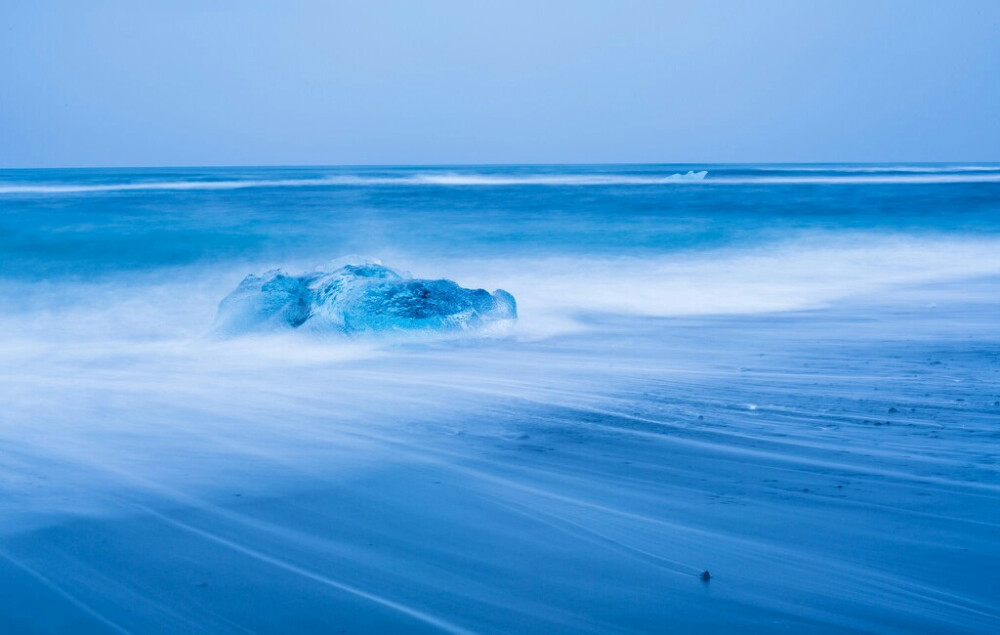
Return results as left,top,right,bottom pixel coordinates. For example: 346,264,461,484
1,0,998,167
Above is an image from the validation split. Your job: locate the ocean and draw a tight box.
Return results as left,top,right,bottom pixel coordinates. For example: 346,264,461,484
1,164,999,632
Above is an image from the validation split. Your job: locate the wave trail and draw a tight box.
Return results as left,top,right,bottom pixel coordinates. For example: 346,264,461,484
0,172,708,194
5,169,1000,195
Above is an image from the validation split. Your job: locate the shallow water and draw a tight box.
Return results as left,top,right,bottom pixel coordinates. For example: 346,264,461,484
1,165,999,632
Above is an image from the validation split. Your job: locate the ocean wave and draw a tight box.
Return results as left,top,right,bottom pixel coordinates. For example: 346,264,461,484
712,174,1000,184
0,171,707,194
3,235,999,346
4,169,1000,194
748,165,1000,173
405,171,707,185
433,234,1000,328
0,178,351,195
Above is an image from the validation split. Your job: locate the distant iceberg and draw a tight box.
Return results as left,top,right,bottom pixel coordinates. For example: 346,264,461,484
666,170,708,181
213,260,517,336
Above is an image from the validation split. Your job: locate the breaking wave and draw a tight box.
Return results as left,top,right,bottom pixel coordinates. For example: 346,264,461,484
0,171,706,194
6,166,1000,195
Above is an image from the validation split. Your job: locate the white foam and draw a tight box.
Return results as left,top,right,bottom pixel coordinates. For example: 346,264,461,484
711,174,1000,185
401,234,1000,337
0,178,350,195
3,234,998,345
0,172,706,194
752,165,1000,173
6,168,1000,194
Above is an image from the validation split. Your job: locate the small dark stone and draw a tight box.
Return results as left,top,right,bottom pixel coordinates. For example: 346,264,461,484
700,570,711,582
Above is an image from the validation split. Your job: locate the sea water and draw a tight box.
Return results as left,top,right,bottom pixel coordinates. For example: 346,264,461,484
1,165,998,632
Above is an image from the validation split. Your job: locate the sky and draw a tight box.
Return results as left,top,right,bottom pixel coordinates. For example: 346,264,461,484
1,0,998,167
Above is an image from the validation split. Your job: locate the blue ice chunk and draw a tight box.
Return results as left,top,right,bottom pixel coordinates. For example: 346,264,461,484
213,262,516,336
212,270,313,334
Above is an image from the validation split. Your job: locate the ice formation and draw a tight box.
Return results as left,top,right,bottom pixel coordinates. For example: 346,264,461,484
213,261,517,336
666,170,708,181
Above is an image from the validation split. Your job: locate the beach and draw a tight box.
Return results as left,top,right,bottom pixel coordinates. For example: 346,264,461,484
1,165,998,632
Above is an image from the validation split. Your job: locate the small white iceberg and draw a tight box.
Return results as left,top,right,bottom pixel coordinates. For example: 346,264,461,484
666,170,708,181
